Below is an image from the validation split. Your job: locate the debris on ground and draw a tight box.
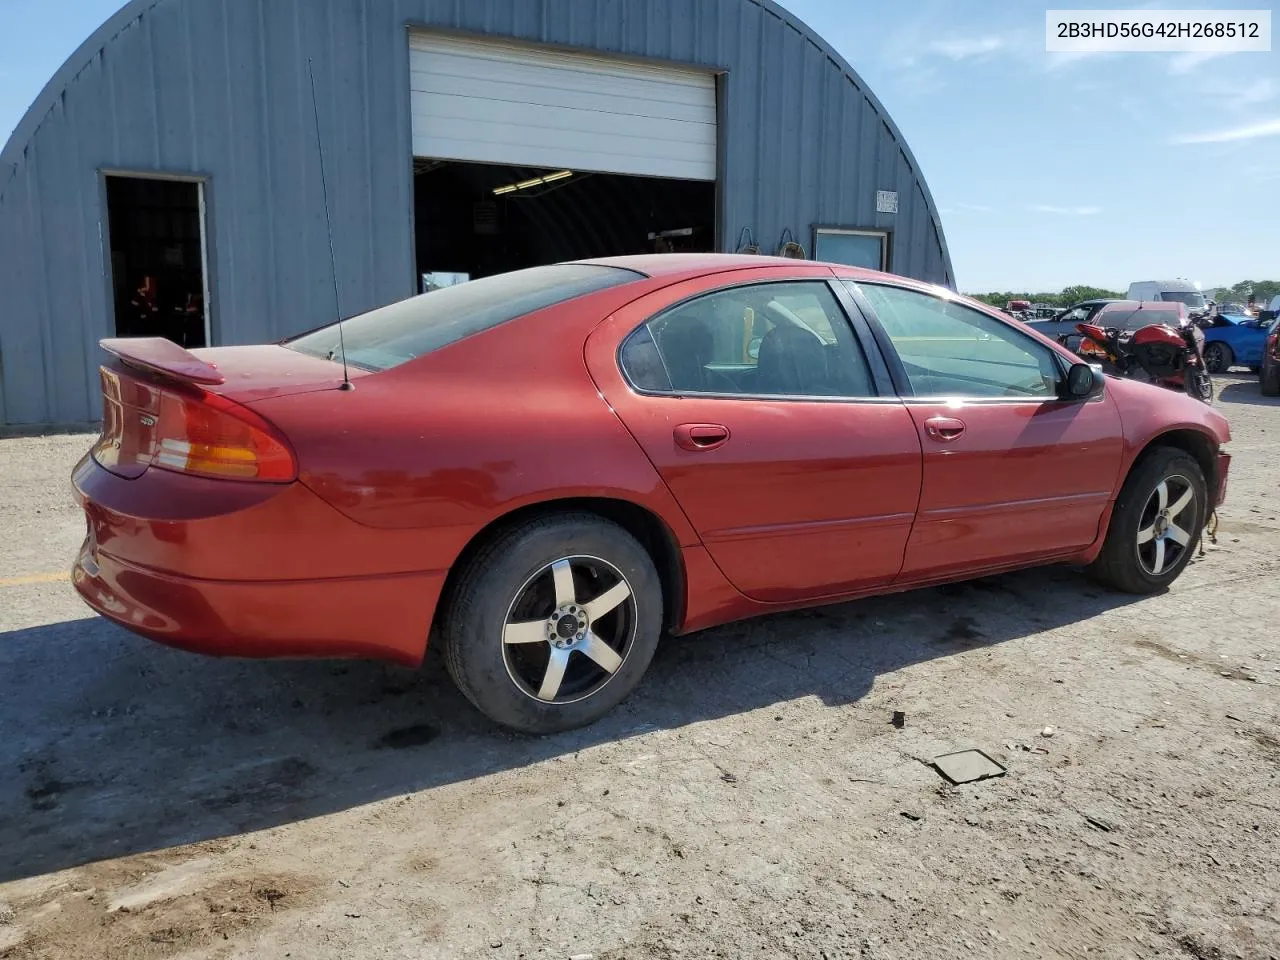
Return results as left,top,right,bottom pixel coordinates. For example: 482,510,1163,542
931,749,1007,785
892,711,906,728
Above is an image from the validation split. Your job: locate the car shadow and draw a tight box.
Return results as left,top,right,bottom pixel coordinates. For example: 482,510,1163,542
0,566,1147,884
1216,375,1280,408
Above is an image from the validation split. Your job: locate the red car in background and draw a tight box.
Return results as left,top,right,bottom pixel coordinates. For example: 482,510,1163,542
73,255,1231,733
1260,317,1280,397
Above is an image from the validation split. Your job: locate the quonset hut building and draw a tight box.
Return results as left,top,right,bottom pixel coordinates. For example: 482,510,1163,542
0,0,953,428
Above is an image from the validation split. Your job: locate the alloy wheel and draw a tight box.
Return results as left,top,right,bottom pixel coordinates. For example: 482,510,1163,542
1203,343,1228,373
502,556,637,704
1135,475,1197,576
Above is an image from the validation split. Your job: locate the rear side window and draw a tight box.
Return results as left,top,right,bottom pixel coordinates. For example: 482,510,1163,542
287,264,643,371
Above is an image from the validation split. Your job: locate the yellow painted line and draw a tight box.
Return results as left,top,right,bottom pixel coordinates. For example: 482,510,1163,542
0,571,71,588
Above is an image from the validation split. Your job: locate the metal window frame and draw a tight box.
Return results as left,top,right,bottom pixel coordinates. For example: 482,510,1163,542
811,226,891,272
98,169,216,349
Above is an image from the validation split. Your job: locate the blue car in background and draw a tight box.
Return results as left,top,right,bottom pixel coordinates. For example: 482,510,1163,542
1199,314,1273,373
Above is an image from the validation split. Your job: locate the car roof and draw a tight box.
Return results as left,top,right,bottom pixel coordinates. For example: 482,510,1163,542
578,253,897,284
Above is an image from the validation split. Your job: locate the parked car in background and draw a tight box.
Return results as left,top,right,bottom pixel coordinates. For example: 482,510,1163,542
1127,280,1208,314
70,255,1232,733
1026,298,1122,347
1260,294,1280,324
1260,317,1280,396
1200,314,1273,373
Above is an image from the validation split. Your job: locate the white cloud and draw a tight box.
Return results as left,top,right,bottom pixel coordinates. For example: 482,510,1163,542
1029,205,1103,216
1174,117,1280,145
1168,50,1237,74
1192,76,1277,114
1043,49,1109,72
957,202,992,212
927,36,1005,60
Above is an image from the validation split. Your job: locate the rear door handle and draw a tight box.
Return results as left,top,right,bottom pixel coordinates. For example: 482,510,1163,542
674,423,731,452
924,416,966,442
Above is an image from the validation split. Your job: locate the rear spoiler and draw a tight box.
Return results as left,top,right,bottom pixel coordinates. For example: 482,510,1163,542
99,337,226,386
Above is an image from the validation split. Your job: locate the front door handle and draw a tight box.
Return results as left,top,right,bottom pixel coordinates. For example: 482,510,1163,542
924,416,966,442
674,423,731,452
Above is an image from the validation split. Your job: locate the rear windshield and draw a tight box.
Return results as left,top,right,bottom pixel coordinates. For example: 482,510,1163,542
1101,306,1181,330
287,263,643,371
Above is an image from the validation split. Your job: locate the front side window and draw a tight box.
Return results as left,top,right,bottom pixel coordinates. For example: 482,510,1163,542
855,282,1062,399
620,282,875,398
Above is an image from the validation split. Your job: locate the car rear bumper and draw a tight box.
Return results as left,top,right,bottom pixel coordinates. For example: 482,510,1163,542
71,453,448,665
73,538,443,666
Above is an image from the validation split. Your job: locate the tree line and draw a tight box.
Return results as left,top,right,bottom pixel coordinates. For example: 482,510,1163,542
966,281,1280,310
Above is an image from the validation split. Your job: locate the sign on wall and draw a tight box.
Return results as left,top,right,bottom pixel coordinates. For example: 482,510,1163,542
876,190,899,215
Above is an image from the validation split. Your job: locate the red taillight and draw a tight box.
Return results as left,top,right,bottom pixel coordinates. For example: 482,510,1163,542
1268,332,1279,358
90,364,296,483
151,389,296,482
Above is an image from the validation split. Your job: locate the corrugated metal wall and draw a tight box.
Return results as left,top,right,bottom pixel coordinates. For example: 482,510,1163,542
0,0,952,428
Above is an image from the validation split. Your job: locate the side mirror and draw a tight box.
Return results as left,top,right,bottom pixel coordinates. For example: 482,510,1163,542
1063,362,1105,401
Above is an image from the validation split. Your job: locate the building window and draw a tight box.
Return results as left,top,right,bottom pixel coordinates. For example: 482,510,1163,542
813,228,889,272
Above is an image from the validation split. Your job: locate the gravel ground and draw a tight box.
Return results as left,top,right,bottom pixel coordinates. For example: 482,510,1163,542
1,373,1277,960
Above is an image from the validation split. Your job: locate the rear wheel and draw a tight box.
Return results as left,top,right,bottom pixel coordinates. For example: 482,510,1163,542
442,513,663,734
1087,448,1206,594
1203,342,1232,373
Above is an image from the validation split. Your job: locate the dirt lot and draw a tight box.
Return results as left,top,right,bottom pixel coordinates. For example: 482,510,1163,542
1,373,1277,960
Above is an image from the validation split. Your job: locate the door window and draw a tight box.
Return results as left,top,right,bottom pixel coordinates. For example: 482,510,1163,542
856,283,1062,399
621,282,876,398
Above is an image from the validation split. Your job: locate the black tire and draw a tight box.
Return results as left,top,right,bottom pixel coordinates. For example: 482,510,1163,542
442,513,663,734
1185,367,1214,403
1202,342,1231,373
1262,363,1280,397
1087,447,1207,595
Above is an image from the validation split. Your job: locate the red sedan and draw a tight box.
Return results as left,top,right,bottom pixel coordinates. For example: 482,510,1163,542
73,255,1231,733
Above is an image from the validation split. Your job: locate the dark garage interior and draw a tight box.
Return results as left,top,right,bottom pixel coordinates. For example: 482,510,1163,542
412,160,716,289
105,175,208,348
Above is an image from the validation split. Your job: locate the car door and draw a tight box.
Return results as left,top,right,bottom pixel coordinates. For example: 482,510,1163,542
1031,304,1086,346
584,268,923,604
844,279,1125,580
1236,321,1267,366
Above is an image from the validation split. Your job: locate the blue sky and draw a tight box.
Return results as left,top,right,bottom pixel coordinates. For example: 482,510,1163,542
1,0,1277,291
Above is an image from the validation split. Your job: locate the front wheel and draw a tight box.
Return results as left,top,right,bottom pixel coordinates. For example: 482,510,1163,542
1185,366,1214,403
1262,362,1280,397
1087,448,1207,594
1202,342,1232,373
442,513,663,734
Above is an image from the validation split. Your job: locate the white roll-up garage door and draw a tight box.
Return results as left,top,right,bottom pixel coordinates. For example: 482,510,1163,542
409,34,718,181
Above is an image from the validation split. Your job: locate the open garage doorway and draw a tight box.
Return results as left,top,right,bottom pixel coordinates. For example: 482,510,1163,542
105,175,210,348
412,160,716,288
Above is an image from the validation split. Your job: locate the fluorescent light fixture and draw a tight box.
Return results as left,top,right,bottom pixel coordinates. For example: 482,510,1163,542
492,170,574,196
